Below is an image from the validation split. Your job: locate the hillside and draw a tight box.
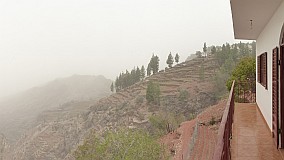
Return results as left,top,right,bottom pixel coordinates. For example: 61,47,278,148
1,41,256,159
161,100,226,160
89,56,219,134
0,75,112,144
2,56,223,159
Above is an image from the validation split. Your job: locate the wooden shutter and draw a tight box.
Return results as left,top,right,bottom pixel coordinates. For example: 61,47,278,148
272,47,279,148
262,52,267,89
280,45,284,148
258,52,268,89
257,56,261,83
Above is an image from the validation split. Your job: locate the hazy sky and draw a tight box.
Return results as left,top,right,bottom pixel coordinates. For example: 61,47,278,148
0,0,242,97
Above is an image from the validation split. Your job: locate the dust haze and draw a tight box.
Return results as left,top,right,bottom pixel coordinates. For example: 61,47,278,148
0,0,256,159
0,0,239,98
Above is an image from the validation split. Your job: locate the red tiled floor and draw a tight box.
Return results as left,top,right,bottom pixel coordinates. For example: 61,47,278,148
231,103,283,160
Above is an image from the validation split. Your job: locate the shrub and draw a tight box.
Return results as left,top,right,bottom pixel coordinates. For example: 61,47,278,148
149,112,185,137
209,116,216,125
149,114,168,136
74,129,167,160
189,113,196,120
178,89,189,102
146,81,160,105
226,57,256,90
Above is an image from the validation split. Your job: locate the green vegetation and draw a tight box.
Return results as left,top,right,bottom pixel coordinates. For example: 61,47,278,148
209,116,217,125
140,65,146,80
146,81,160,105
166,53,174,68
175,53,180,64
147,54,160,76
211,42,256,98
84,42,257,160
178,89,189,103
149,112,185,136
196,51,202,58
147,63,151,76
74,129,167,160
211,46,216,54
226,57,256,90
114,66,144,92
203,42,207,55
149,114,168,136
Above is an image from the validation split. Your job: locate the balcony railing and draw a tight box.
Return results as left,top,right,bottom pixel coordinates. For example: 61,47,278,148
213,80,235,160
234,79,256,103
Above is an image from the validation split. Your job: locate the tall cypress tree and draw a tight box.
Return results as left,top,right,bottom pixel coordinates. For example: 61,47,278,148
175,53,180,64
151,55,159,74
203,42,207,55
166,53,174,68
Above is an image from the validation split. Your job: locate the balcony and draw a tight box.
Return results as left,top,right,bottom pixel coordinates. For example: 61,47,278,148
231,103,284,160
213,81,284,160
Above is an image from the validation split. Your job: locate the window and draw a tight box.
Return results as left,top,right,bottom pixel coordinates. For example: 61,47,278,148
257,52,267,89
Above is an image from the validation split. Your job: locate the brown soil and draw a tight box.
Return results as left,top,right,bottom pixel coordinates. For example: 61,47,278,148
160,100,227,160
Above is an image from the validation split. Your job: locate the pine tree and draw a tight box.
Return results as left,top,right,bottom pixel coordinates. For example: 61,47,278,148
141,65,146,80
239,41,245,56
125,70,130,87
203,42,207,56
151,55,160,74
211,46,216,54
166,53,174,68
130,68,136,85
135,67,141,82
147,63,151,76
147,54,160,75
110,82,114,92
175,53,180,63
226,43,231,54
231,44,238,64
115,77,119,92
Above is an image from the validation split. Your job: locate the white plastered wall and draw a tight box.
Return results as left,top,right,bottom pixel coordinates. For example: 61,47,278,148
256,0,284,131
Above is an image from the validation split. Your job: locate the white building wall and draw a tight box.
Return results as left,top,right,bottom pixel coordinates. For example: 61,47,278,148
256,1,284,130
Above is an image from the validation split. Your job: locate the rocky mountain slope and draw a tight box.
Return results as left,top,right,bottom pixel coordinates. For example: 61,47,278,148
3,56,222,159
0,75,112,144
